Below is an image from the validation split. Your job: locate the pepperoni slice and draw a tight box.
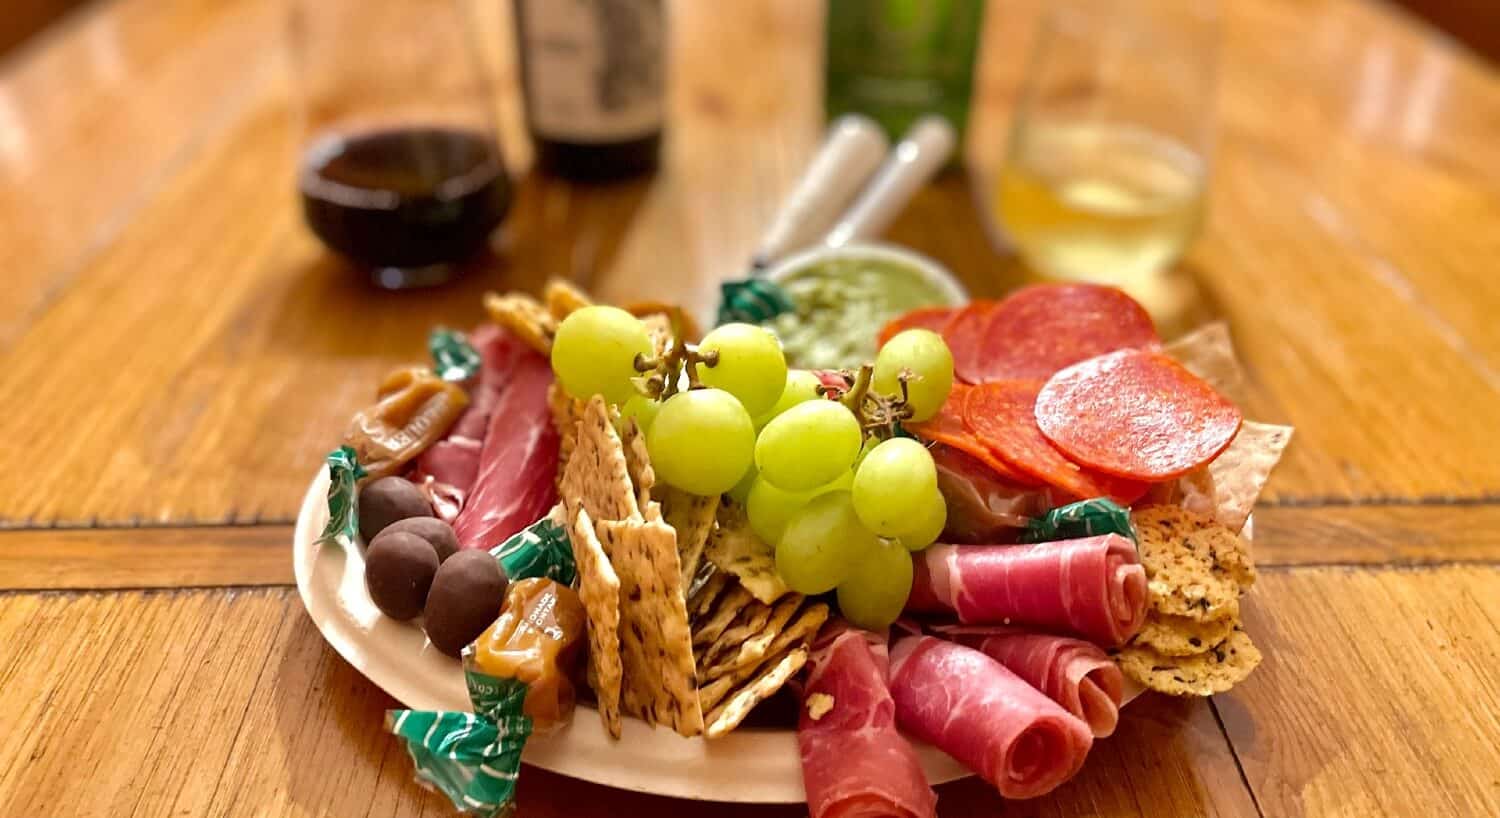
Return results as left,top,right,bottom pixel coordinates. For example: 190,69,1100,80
1035,349,1243,481
878,306,958,348
976,284,1159,381
907,385,1036,486
942,301,997,384
962,380,1149,504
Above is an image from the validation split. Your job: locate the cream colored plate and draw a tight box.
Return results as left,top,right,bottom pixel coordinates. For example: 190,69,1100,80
293,467,1155,803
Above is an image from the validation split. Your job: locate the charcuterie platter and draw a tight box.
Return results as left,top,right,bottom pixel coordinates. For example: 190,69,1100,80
296,255,1291,815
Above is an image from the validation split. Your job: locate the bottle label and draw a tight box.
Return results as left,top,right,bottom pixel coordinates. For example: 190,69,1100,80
519,0,663,142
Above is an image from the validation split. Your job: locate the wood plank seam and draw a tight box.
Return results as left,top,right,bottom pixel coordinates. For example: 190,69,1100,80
1209,699,1267,818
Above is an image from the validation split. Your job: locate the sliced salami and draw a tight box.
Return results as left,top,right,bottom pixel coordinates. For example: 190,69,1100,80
906,385,1035,486
941,301,996,385
878,305,957,348
962,380,1148,505
977,284,1158,381
1035,349,1242,480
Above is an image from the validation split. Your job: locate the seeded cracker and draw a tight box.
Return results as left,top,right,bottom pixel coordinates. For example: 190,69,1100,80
1117,627,1262,696
570,507,623,739
705,501,790,605
697,599,773,668
693,586,753,648
549,382,584,476
660,486,718,582
698,593,803,683
1133,506,1250,622
560,396,641,525
614,414,656,512
594,517,703,737
1131,613,1236,658
544,279,593,320
483,292,556,356
704,647,809,739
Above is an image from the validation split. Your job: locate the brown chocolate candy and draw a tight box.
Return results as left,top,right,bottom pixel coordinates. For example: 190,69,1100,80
358,476,432,543
364,532,440,621
378,516,459,563
423,549,509,657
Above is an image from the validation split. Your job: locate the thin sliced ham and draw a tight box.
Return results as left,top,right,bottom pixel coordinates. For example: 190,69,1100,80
799,624,936,818
935,626,1123,737
906,535,1147,647
452,347,559,551
888,636,1092,800
932,445,1055,544
411,325,530,521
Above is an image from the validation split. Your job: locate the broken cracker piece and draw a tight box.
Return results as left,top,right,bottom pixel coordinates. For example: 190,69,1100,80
483,292,557,356
704,647,809,739
698,593,803,684
697,599,774,669
570,507,623,739
692,586,753,648
805,693,834,721
705,501,789,605
544,279,593,320
660,486,719,582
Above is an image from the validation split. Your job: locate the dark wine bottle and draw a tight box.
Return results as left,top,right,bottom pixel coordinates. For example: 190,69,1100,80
513,0,664,181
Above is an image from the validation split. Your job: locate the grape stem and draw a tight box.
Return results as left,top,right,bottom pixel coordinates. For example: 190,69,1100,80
837,364,915,440
632,339,716,400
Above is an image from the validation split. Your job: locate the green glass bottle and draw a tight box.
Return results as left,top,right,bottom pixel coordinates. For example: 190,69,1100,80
824,0,984,148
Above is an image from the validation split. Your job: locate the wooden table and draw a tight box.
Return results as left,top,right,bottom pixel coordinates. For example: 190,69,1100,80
3,0,1498,815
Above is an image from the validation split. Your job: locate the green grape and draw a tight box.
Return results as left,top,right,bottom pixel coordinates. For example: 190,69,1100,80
551,305,653,405
755,400,862,491
697,323,788,418
621,394,662,433
898,488,947,552
775,491,874,594
727,461,758,504
851,438,939,537
873,328,954,423
836,540,914,630
745,469,854,545
646,389,755,496
753,370,821,430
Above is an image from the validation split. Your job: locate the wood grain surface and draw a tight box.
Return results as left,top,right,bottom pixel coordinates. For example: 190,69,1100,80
2,0,1498,815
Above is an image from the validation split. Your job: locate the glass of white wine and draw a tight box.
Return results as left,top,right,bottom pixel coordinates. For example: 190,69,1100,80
996,1,1218,289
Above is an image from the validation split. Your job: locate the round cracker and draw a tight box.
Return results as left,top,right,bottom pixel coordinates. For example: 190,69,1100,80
1132,613,1236,657
1134,505,1252,622
1116,627,1262,696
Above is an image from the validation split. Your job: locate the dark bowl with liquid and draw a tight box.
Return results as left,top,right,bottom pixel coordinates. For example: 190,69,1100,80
299,127,511,276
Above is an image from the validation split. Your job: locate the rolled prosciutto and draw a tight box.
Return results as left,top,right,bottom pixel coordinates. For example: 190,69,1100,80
452,348,560,551
798,625,936,818
937,627,1123,737
888,636,1092,800
906,535,1147,647
410,325,530,521
932,445,1056,544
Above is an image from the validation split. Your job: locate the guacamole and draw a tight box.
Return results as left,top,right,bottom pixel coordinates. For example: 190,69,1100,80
765,256,954,370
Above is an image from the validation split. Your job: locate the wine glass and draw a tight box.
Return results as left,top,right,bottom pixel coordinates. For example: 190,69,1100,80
994,0,1219,292
289,0,511,289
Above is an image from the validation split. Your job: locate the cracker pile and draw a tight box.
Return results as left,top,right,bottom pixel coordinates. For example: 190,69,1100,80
537,288,819,739
1116,506,1263,696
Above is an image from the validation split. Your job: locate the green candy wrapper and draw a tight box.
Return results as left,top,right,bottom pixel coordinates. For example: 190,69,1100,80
490,512,577,586
430,327,483,382
317,446,366,549
717,278,795,325
1022,498,1137,545
386,661,533,818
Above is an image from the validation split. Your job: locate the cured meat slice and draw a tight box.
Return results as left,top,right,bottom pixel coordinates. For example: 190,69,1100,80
941,302,996,385
799,625,936,818
907,385,1034,486
906,536,1147,647
878,306,958,348
888,636,1093,800
931,445,1055,544
963,381,1148,505
936,627,1123,737
452,348,560,551
976,283,1158,381
1035,349,1243,480
411,325,529,521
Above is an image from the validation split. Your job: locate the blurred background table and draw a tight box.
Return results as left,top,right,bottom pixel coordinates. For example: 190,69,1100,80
2,0,1499,815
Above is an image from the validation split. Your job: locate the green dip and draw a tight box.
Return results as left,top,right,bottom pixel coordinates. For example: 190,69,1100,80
765,256,953,370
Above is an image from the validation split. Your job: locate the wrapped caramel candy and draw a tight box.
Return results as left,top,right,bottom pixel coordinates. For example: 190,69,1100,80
471,577,586,732
344,366,468,480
